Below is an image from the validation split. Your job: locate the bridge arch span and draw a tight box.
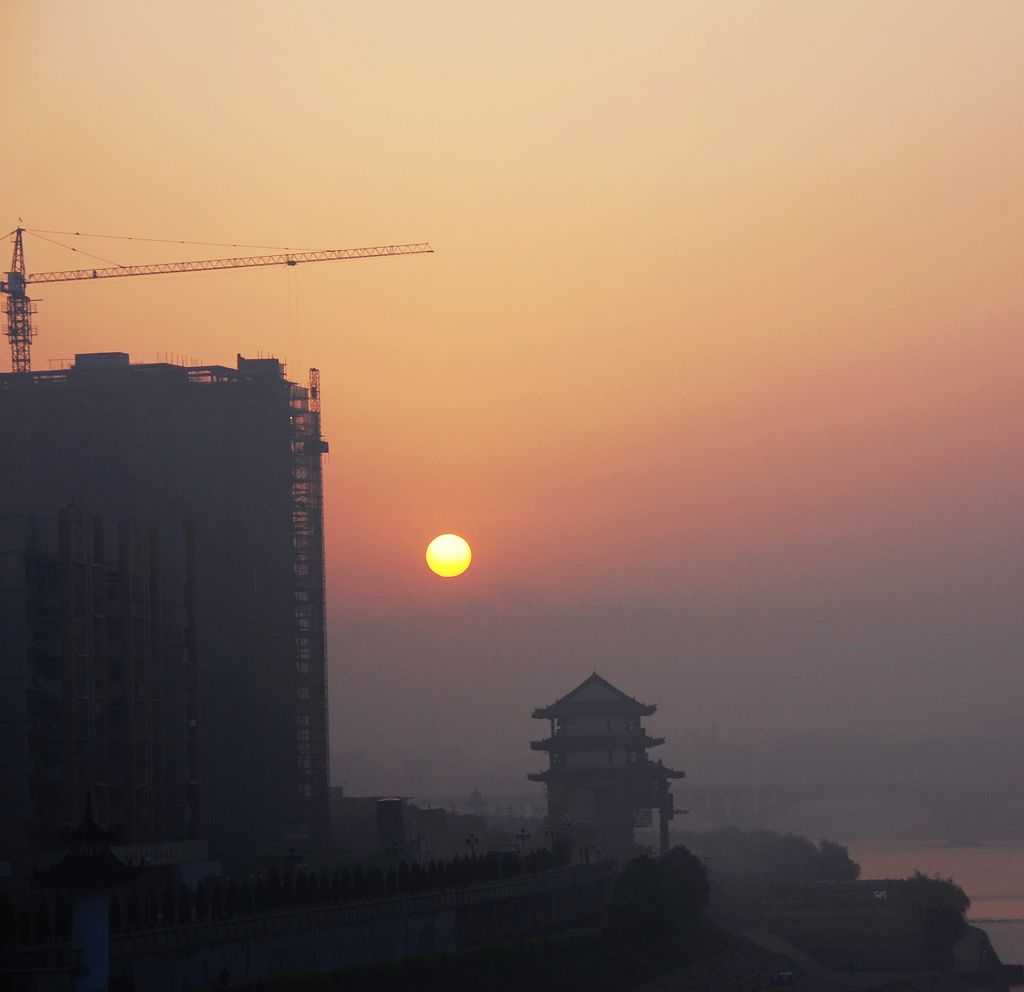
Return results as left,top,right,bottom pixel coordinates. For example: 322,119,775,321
761,792,947,839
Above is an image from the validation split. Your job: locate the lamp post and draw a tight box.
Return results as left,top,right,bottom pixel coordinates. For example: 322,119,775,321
515,829,530,861
545,826,565,863
465,833,479,881
386,842,402,892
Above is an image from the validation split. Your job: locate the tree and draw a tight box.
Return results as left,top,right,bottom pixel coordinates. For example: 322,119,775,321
225,880,240,918
661,846,710,928
211,881,224,919
126,889,142,931
889,871,970,954
194,881,208,921
685,827,862,885
607,856,668,937
266,868,282,908
35,901,53,943
108,892,122,933
816,839,860,881
607,847,710,939
0,894,14,947
177,883,192,924
161,882,177,926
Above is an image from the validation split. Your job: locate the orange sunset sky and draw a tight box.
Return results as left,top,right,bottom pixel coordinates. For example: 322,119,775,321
4,2,1023,791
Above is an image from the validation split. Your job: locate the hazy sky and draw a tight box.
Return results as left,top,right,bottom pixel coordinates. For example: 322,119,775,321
4,1,1023,793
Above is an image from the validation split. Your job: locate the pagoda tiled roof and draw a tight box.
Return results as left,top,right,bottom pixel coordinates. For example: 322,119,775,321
532,672,656,719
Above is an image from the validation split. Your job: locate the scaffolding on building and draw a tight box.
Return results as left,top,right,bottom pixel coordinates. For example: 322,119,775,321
289,368,330,839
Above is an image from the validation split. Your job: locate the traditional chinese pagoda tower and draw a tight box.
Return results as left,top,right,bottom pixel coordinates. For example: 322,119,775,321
529,673,684,860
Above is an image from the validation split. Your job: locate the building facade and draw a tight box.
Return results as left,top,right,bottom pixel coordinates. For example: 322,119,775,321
0,353,329,860
0,507,199,862
529,673,683,859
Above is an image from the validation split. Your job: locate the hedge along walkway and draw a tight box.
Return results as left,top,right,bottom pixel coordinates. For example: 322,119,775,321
231,921,790,992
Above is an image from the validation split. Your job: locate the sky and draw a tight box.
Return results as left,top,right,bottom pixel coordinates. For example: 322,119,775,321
3,1,1023,794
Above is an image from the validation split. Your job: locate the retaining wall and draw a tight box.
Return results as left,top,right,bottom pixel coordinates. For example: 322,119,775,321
110,862,614,991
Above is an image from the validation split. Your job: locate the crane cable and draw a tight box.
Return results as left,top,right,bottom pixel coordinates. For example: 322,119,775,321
25,227,320,252
26,231,125,268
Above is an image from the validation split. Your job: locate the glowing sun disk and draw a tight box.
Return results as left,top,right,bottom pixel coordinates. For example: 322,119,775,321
426,533,472,577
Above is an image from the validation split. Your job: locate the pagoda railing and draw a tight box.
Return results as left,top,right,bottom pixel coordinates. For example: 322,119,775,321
110,861,616,954
531,733,665,751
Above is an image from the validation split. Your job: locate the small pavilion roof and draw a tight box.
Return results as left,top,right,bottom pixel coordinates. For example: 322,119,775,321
532,672,656,719
35,795,140,891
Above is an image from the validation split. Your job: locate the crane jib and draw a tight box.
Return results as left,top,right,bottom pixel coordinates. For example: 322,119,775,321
25,243,433,285
4,228,432,372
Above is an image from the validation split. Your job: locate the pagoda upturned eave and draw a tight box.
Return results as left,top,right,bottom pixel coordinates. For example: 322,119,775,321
530,733,666,752
528,763,685,784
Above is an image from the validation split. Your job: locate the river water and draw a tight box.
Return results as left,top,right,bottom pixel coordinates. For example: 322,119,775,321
848,840,1024,965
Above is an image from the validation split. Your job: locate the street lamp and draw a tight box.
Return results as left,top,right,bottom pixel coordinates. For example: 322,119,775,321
385,842,402,892
465,833,479,882
515,829,530,859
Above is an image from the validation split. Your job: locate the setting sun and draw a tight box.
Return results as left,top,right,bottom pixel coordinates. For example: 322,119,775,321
425,534,472,578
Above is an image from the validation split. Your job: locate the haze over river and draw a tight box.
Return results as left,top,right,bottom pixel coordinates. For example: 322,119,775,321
849,841,1024,965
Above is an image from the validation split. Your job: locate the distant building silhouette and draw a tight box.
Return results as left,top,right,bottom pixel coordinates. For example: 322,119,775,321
529,673,683,859
0,353,329,861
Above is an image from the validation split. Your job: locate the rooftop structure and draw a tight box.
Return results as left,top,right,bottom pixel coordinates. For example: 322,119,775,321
529,673,684,860
0,353,330,861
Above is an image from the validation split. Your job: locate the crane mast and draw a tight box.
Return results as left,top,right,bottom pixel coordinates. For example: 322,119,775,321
1,228,37,373
1,227,433,372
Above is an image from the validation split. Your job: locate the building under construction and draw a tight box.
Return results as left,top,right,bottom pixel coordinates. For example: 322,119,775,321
0,352,329,861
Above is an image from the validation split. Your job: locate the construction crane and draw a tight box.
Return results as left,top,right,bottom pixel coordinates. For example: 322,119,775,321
0,227,433,373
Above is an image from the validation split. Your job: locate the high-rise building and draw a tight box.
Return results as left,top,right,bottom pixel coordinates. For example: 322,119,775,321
529,673,684,859
0,353,330,861
0,507,199,861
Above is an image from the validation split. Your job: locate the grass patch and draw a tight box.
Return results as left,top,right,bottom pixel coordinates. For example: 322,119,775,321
232,919,737,992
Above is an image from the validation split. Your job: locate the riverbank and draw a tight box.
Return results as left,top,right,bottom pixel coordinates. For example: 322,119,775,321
849,840,1024,966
